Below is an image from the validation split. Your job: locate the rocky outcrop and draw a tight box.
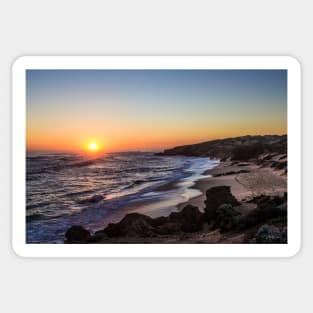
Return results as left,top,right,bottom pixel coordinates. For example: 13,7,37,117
233,195,287,233
98,206,205,239
103,213,156,238
213,169,249,177
65,205,206,243
204,186,240,220
64,187,287,244
65,225,91,243
168,205,203,233
204,190,287,236
161,135,287,161
212,204,242,233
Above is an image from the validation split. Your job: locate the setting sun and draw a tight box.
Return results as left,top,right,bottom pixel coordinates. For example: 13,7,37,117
87,141,99,152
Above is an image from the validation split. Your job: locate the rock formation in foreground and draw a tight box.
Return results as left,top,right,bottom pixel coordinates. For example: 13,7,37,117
65,186,287,244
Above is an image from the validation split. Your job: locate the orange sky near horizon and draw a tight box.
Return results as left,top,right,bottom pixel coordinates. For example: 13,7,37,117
26,118,287,152
26,69,287,153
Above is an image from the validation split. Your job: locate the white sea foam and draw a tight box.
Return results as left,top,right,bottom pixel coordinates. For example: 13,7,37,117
26,152,219,243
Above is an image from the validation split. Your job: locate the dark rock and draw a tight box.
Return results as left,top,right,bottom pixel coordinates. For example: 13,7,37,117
87,233,107,243
155,222,182,235
99,205,205,238
238,169,250,174
169,205,204,233
213,171,234,177
281,227,288,243
103,213,156,238
78,194,104,204
152,216,168,226
213,169,249,177
65,225,91,243
220,156,230,162
181,222,202,233
212,204,242,232
236,195,287,230
169,205,202,223
235,214,259,230
204,186,240,221
247,194,285,207
270,161,287,170
230,161,239,166
250,224,287,243
261,154,272,161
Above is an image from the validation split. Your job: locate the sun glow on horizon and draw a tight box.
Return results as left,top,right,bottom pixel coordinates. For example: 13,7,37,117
87,141,100,152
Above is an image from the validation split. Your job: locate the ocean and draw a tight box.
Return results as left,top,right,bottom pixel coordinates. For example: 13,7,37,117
26,151,219,243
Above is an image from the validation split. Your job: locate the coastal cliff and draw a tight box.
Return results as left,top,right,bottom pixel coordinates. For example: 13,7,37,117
160,135,287,161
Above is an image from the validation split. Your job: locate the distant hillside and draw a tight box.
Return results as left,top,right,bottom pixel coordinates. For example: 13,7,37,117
161,135,287,161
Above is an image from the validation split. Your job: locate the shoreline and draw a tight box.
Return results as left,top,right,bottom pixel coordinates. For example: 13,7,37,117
178,160,287,213
95,158,220,228
64,156,287,244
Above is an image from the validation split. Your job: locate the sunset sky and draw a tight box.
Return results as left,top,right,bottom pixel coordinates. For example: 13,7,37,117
26,69,287,152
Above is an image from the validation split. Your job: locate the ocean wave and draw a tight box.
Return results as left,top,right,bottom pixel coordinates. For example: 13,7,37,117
26,152,218,243
26,213,47,222
50,158,101,171
26,211,71,222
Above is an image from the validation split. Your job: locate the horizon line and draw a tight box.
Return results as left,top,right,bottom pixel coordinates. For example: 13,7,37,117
26,133,287,153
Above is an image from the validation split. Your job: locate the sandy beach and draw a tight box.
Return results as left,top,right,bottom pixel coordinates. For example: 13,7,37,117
179,160,287,213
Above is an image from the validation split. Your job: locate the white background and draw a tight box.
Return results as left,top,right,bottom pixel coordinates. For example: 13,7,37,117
0,1,311,312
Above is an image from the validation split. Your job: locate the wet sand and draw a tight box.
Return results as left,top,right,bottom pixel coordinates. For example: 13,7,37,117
102,160,287,227
178,161,287,214
95,159,286,232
